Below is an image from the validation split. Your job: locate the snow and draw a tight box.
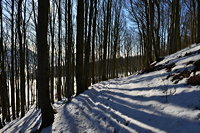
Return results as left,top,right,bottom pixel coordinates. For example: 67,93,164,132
1,44,200,133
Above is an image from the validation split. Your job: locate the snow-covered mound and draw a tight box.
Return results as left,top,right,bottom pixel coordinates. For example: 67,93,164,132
1,44,200,133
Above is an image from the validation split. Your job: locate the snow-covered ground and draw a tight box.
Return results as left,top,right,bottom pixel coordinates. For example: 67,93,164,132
1,44,200,133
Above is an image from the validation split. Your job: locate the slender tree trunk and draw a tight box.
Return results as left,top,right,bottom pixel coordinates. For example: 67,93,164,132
0,0,10,123
155,0,160,58
50,2,55,103
144,0,152,66
76,0,84,95
57,0,62,101
102,0,112,81
84,0,94,89
169,0,180,54
26,42,30,109
72,48,75,94
174,0,181,50
67,0,74,98
23,0,29,110
113,3,121,78
37,0,54,129
149,0,158,60
92,0,97,84
64,0,68,98
65,0,73,98
191,0,197,43
11,0,16,120
18,0,26,118
15,32,20,117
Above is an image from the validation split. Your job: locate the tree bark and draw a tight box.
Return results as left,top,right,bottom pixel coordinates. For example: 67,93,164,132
50,1,55,103
92,0,97,84
17,0,26,118
84,0,94,89
76,0,84,95
11,0,16,119
37,0,54,129
0,0,10,123
67,0,74,98
197,0,200,43
57,0,62,101
102,0,112,81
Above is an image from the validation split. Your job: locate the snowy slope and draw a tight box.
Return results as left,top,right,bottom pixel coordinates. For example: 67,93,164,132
1,44,200,133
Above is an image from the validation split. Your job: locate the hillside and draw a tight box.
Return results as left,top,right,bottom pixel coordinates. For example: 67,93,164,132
1,44,200,133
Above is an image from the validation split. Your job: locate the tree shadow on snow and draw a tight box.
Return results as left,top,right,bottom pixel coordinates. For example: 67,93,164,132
1,108,41,133
74,89,200,133
100,86,200,110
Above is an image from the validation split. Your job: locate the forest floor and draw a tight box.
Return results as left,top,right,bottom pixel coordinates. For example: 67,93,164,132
1,44,200,133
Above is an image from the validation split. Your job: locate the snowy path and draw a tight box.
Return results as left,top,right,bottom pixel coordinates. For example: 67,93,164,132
43,69,200,133
1,44,200,133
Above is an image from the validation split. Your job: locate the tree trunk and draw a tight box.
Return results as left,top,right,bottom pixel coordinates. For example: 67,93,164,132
113,2,121,78
23,0,29,110
102,0,112,81
84,0,94,89
18,0,26,118
0,0,10,123
92,0,97,84
15,29,20,117
57,0,62,101
50,1,55,103
11,0,16,119
155,0,160,59
76,0,84,95
37,0,54,129
197,0,200,43
67,0,74,98
64,0,68,98
174,0,181,50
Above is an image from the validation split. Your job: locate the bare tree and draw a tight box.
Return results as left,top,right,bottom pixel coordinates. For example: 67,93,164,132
37,0,54,129
92,0,97,84
102,0,112,81
84,0,94,89
50,0,56,103
66,0,74,98
76,0,84,95
10,0,15,120
17,0,26,118
57,0,62,101
0,0,10,124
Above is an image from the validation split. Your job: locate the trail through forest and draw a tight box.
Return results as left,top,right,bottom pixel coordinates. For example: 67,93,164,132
1,44,200,133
